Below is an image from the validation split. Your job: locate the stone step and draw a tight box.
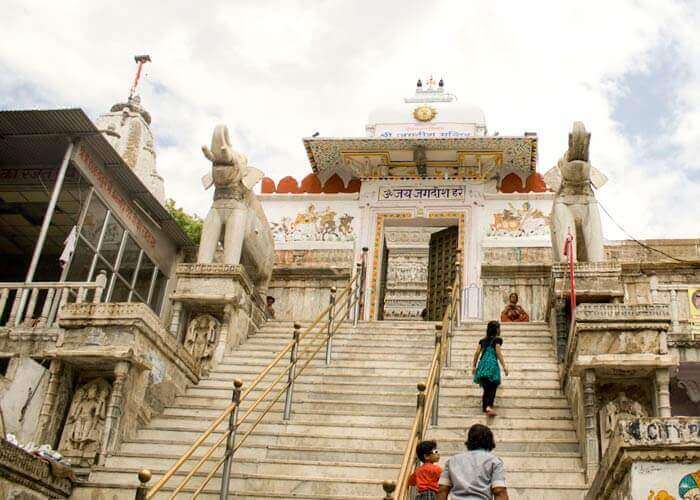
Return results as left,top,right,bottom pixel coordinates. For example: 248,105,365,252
205,370,564,385
135,428,581,455
212,359,559,375
249,331,553,342
196,377,563,391
213,362,560,377
116,440,583,468
180,385,566,402
142,416,577,442
104,451,585,481
232,345,556,358
73,483,587,500
89,467,586,496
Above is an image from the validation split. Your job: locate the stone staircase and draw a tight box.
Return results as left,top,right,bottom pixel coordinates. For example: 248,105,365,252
74,319,588,499
426,321,588,499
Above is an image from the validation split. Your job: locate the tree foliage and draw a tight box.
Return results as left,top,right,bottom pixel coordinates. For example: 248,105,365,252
165,198,203,244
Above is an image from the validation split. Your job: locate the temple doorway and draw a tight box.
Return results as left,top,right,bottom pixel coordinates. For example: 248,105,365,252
427,225,459,320
377,220,460,321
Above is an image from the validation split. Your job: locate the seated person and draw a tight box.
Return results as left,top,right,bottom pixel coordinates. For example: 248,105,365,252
266,296,276,319
500,292,529,323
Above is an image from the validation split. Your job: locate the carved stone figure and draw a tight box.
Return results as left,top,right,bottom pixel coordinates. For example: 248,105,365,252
545,122,607,262
184,314,220,375
59,378,111,466
414,145,428,177
598,391,647,453
500,292,529,322
198,125,264,265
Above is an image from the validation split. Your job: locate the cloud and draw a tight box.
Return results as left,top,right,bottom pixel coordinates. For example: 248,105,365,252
0,0,698,239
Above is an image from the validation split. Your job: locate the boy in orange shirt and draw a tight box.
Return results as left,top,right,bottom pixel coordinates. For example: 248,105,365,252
408,439,442,500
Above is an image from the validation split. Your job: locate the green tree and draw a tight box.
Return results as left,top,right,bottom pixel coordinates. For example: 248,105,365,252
165,198,203,244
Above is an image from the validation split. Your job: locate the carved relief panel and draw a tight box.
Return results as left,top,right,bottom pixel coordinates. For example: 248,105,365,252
58,378,111,467
184,314,221,376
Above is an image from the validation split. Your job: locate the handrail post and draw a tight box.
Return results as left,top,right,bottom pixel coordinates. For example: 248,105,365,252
444,286,452,368
134,469,152,500
431,325,442,427
283,323,301,421
325,287,337,365
358,247,368,322
416,382,427,439
220,378,243,500
455,249,462,328
353,262,362,327
382,480,396,499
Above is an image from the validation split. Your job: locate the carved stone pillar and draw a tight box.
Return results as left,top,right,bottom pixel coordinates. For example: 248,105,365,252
169,300,183,338
655,368,671,417
35,359,62,445
583,369,599,483
382,227,435,320
100,361,130,464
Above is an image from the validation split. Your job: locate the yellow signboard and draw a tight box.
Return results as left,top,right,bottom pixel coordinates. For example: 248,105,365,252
689,288,700,338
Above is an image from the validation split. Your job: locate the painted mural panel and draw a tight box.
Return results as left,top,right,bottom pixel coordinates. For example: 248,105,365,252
261,197,360,249
482,198,552,245
633,462,700,499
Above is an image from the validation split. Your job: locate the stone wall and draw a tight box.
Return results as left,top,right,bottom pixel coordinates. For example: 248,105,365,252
268,249,354,321
55,303,200,459
480,265,550,322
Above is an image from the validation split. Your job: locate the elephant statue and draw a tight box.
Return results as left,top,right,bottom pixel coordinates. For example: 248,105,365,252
545,122,608,263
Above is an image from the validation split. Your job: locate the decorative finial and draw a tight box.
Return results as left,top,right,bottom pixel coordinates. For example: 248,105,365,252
129,54,151,100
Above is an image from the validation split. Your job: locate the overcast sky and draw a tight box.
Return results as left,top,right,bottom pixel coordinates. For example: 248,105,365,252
2,0,699,240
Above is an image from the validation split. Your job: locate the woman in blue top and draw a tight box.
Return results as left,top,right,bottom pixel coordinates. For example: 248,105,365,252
471,321,509,417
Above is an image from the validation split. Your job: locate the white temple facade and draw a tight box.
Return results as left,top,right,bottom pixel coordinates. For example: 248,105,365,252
260,79,552,321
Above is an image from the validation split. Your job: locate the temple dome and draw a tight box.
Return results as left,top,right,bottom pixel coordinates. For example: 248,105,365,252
366,80,487,137
367,101,486,128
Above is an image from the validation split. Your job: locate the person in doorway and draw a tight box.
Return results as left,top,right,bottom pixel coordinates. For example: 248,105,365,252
408,439,442,500
437,424,508,500
471,320,508,416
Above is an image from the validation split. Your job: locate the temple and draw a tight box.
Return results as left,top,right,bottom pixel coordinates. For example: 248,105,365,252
0,75,698,499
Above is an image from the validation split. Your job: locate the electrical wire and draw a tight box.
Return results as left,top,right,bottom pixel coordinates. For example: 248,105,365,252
598,200,698,265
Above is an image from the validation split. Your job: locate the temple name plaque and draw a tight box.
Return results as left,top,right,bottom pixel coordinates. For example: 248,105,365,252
379,186,465,201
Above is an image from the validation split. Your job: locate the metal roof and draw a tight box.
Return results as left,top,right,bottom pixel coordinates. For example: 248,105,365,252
0,108,194,248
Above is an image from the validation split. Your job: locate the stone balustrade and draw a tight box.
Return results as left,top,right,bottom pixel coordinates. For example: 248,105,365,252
0,438,72,498
587,417,700,499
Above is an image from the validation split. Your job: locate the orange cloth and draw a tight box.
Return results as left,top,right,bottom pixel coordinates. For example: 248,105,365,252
408,462,442,493
500,304,529,322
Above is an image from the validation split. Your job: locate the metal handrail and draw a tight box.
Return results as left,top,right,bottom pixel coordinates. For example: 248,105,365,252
137,267,364,499
385,276,460,499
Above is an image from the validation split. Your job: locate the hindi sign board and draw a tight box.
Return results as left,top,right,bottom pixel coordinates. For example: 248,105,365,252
378,186,465,202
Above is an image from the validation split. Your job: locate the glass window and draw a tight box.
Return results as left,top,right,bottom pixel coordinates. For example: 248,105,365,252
117,235,141,285
80,195,108,248
134,255,155,300
99,213,125,266
65,237,95,282
110,275,131,303
149,269,168,314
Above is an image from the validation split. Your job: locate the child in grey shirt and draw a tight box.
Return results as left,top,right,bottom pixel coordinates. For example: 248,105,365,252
437,424,508,500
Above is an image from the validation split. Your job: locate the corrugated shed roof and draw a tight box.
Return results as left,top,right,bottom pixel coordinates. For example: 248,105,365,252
0,108,193,248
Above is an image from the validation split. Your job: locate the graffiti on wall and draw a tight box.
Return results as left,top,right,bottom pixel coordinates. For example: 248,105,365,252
271,203,356,243
486,202,550,238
